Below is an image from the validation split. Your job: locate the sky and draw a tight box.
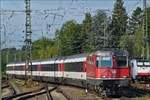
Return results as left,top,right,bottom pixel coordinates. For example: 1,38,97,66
0,0,149,49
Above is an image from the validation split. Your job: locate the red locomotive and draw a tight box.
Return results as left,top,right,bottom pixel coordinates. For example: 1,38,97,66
85,50,130,95
6,50,130,96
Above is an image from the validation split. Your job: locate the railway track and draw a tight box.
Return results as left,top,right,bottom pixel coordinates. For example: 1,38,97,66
60,85,149,100
56,83,150,99
129,87,149,96
131,83,150,90
3,77,150,100
120,84,150,99
2,77,9,89
2,79,16,100
2,83,57,100
2,82,9,89
131,83,150,95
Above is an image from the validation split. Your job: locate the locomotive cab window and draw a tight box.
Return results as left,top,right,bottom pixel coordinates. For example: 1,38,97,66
116,56,127,67
137,61,150,67
144,62,150,66
96,56,112,67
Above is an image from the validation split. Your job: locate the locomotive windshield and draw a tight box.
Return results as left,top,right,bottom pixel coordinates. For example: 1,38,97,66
96,56,112,67
116,56,127,67
137,61,150,67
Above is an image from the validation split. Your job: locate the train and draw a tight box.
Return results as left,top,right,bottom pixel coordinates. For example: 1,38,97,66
6,50,130,96
130,59,150,83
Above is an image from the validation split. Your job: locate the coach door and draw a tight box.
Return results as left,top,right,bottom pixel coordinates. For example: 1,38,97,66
58,62,64,82
37,63,41,81
61,63,64,83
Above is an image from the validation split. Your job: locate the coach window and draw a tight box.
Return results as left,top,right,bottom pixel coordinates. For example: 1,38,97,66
6,66,13,71
96,56,112,67
15,66,23,70
53,64,58,71
31,65,37,71
42,64,51,71
42,64,58,71
15,66,19,70
64,62,83,72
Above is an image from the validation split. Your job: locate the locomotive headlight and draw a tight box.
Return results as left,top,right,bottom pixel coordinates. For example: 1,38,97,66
102,76,106,78
123,76,127,78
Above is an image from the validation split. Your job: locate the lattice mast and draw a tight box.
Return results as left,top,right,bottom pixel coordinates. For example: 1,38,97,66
24,0,32,85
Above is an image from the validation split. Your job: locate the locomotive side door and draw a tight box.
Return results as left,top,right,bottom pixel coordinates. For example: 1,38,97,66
130,60,138,80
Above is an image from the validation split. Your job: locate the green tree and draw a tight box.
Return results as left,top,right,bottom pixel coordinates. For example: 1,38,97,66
134,25,143,57
91,10,109,50
111,0,128,48
128,7,143,35
81,12,93,52
119,34,134,57
120,7,142,57
57,20,82,55
1,48,20,72
32,37,56,59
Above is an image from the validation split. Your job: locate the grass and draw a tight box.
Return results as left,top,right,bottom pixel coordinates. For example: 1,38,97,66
138,95,150,100
72,90,86,96
10,78,42,93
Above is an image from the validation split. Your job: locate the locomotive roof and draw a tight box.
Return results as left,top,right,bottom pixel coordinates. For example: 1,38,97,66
95,50,128,56
132,59,150,62
112,50,128,56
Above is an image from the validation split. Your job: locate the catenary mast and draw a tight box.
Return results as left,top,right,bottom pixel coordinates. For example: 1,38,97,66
24,0,33,85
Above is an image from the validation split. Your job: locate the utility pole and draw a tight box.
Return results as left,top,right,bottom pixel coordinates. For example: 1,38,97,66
144,0,149,60
24,0,32,86
0,8,2,100
142,0,149,60
142,0,146,59
103,19,108,48
103,20,106,48
19,50,22,62
6,49,9,63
